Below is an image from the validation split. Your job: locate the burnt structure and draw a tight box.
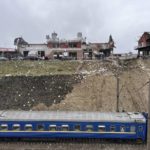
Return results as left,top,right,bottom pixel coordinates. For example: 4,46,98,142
14,32,115,60
46,32,86,60
0,48,17,59
90,35,115,59
135,32,150,57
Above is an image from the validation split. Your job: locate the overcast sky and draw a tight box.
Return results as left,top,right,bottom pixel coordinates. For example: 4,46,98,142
0,0,150,53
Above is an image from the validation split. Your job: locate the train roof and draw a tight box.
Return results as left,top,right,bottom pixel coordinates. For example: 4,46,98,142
0,111,146,123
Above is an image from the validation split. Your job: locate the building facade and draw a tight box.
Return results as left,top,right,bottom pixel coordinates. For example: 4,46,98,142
46,32,86,60
88,35,115,59
0,48,16,59
14,32,115,60
135,32,150,57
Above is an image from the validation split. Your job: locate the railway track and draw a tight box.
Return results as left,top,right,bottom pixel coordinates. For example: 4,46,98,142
0,139,146,150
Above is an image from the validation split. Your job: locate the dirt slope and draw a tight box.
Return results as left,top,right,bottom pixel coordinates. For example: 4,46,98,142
48,59,149,112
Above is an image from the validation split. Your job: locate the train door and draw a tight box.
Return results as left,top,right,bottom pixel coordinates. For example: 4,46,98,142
137,125,145,141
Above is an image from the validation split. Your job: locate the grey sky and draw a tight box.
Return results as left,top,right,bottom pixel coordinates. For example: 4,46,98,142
0,0,150,53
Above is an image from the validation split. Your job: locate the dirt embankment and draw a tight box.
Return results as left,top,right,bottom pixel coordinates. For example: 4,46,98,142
0,59,150,112
49,59,149,112
0,75,82,110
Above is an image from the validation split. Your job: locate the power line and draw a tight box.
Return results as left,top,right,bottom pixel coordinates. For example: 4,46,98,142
136,81,149,92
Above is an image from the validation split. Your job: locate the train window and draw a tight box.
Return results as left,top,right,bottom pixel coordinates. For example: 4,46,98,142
86,125,93,132
120,126,125,132
0,124,8,130
130,126,136,132
110,126,115,132
139,126,143,132
25,124,32,131
13,124,20,131
98,125,105,132
49,125,56,131
37,124,44,131
62,125,69,131
74,124,81,131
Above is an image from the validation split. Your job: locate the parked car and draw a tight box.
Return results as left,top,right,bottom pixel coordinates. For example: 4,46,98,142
11,56,24,60
61,56,74,60
0,57,9,61
24,56,43,60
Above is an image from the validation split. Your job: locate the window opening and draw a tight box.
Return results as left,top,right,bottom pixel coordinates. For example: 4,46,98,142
120,126,125,132
62,125,69,131
25,124,32,131
86,125,93,132
130,126,136,132
0,124,8,130
37,124,44,131
49,125,57,131
13,124,20,131
110,126,115,132
74,124,81,131
98,125,105,132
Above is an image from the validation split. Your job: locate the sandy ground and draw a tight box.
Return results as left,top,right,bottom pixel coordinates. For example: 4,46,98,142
45,59,149,112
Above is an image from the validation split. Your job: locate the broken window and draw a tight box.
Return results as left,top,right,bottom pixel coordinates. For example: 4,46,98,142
23,51,29,57
38,51,45,57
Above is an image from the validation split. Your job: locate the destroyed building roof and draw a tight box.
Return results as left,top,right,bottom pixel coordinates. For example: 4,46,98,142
14,37,28,46
90,43,113,50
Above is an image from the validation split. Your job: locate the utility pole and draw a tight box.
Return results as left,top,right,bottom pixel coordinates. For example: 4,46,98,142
147,78,150,150
116,76,119,112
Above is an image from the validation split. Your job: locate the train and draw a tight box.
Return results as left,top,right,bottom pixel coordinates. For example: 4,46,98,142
0,111,148,142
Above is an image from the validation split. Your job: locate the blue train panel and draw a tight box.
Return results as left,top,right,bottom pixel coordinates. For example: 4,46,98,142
0,131,138,139
0,111,147,142
0,120,147,141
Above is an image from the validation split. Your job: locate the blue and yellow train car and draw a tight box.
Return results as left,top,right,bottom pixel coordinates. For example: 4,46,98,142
0,111,147,142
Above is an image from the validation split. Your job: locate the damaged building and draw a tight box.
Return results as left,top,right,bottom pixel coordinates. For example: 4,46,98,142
135,32,150,57
89,35,115,59
14,32,115,60
46,32,86,60
14,37,48,58
0,48,17,59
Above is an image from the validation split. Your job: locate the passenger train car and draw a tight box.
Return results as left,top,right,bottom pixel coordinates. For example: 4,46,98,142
0,111,147,142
